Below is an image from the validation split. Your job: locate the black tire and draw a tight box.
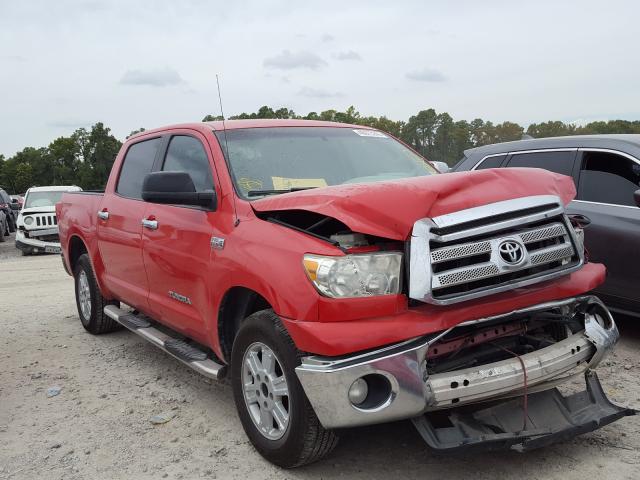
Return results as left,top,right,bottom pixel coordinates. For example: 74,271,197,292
7,215,15,233
0,218,6,242
21,248,30,255
231,310,338,468
73,253,121,334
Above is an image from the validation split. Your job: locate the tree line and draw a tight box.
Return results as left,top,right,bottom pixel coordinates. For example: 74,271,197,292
2,107,640,194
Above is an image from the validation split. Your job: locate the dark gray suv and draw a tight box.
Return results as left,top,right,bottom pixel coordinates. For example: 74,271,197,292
453,134,640,316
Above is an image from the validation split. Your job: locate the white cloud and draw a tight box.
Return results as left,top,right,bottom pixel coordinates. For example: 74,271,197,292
298,87,344,98
334,50,362,61
263,50,328,70
405,67,447,82
119,67,184,87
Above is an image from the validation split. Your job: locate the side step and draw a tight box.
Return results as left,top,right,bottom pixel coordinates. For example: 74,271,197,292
104,305,226,380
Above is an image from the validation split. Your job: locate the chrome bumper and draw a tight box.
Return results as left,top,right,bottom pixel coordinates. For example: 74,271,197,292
295,296,618,430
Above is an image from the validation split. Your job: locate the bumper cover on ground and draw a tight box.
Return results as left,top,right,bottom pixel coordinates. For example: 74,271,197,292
411,371,636,452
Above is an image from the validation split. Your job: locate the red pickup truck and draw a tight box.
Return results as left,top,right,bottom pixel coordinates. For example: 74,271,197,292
57,120,633,467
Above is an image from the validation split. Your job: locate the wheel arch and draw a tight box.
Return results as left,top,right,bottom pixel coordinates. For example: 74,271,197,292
66,233,112,299
217,286,274,363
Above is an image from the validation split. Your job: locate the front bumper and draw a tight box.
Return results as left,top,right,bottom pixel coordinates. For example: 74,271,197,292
295,296,619,430
15,230,61,253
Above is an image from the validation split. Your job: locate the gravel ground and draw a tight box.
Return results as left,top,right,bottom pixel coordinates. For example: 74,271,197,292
1,232,639,480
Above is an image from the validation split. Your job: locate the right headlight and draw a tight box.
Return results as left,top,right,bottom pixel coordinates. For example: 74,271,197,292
23,216,33,226
302,252,403,298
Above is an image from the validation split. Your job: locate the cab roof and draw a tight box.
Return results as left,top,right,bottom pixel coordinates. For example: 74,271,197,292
27,185,81,193
128,119,372,140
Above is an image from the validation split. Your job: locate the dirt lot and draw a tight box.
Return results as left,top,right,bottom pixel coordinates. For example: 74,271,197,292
1,232,639,480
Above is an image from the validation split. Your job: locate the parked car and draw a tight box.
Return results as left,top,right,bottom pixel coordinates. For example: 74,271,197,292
0,209,8,241
16,185,81,255
453,134,640,316
57,120,633,467
0,187,19,233
10,194,24,210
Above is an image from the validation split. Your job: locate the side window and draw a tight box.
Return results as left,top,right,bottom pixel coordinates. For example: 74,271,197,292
505,151,575,177
116,138,161,199
163,136,214,192
475,154,507,170
577,151,640,207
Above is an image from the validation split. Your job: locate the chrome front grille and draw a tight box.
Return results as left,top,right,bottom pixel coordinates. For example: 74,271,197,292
409,195,584,305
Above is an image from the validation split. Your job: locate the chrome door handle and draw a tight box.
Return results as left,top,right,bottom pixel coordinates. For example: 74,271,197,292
141,219,158,230
97,211,109,220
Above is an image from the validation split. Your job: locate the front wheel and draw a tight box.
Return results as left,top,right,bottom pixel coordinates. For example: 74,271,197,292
231,310,338,468
73,253,121,334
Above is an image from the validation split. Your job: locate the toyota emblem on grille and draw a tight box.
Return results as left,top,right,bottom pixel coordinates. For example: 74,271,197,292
498,240,525,264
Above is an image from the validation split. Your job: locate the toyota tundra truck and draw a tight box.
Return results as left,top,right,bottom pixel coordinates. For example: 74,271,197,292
56,120,634,467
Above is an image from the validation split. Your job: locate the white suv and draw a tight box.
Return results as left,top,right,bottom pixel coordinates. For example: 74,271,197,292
16,185,81,255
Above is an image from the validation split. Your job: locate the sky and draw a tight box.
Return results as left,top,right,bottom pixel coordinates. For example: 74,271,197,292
1,0,640,157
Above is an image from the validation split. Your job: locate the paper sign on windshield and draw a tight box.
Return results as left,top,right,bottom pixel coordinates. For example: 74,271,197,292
272,177,328,190
353,129,388,138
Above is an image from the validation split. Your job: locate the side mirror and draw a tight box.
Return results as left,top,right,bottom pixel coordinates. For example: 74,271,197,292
142,171,216,209
431,161,450,173
635,189,640,208
9,202,20,210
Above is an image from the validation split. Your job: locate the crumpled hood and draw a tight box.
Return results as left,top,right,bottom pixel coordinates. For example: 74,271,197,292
251,168,575,240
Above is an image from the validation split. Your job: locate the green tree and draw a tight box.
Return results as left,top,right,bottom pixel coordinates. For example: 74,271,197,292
202,114,223,121
14,163,34,193
402,108,438,157
127,127,146,138
494,121,524,142
526,121,575,138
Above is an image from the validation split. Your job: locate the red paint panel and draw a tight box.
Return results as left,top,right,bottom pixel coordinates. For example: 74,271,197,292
282,263,605,356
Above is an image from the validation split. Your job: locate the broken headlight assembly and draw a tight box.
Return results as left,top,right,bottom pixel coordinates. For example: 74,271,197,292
303,252,403,298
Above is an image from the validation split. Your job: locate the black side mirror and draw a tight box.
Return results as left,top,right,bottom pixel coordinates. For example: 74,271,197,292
9,202,20,210
635,189,640,208
142,171,216,209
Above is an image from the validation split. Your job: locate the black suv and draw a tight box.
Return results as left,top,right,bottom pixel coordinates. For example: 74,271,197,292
453,134,640,316
0,188,19,234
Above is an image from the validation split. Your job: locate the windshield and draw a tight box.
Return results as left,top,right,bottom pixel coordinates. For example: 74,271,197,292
24,191,65,209
215,127,437,199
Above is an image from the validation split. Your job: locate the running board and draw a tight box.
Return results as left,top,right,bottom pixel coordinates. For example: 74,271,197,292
104,305,226,380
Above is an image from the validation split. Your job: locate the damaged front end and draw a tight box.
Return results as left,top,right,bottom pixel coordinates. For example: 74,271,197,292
296,296,635,450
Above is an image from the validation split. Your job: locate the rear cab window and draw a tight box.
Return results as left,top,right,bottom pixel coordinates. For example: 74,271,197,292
116,138,162,199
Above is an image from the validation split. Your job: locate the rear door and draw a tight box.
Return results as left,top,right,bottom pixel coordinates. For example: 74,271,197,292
141,131,221,341
97,136,163,311
567,149,640,308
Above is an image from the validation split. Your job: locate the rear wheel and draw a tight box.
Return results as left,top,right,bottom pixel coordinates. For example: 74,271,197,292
0,217,6,241
73,253,120,334
231,310,338,468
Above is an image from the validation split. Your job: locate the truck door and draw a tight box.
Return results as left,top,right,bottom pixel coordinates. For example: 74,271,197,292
141,132,221,342
97,136,162,312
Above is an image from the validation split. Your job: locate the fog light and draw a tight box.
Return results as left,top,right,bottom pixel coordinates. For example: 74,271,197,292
348,378,369,405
